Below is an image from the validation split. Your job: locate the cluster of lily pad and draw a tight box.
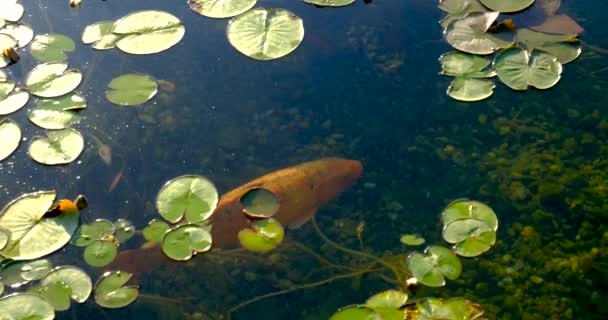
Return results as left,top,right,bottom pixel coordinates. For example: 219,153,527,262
71,219,135,267
438,0,582,101
0,190,140,319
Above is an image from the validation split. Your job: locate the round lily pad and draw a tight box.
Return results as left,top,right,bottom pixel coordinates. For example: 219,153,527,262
161,224,212,261
445,12,515,55
82,20,121,50
0,191,79,260
188,0,257,18
28,93,86,129
28,281,71,311
0,293,55,320
0,0,24,22
20,259,52,281
304,0,356,7
105,73,158,106
439,51,497,102
112,10,185,55
0,89,29,115
365,290,408,309
516,28,581,64
84,240,118,267
447,77,495,102
156,175,219,223
94,271,139,309
445,219,496,257
227,8,305,60
407,245,462,287
438,0,488,28
479,0,535,12
330,305,380,320
0,23,33,48
0,118,20,161
28,128,85,165
494,47,562,91
25,62,82,98
142,219,170,242
71,219,115,247
41,266,92,303
238,218,284,253
400,234,425,246
240,188,279,218
441,199,498,231
114,219,135,243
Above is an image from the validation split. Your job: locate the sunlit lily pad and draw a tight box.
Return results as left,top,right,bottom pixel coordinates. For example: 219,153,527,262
415,297,485,320
0,191,79,260
20,259,52,280
364,289,408,319
0,23,33,47
94,271,139,309
438,0,487,28
444,218,496,257
494,47,562,90
516,28,581,64
28,281,70,311
238,218,284,253
0,118,20,161
227,8,305,60
330,305,380,320
0,88,29,115
114,219,135,243
28,128,84,165
82,20,121,50
161,224,212,261
40,266,92,304
84,240,117,267
407,245,462,287
188,0,257,18
0,228,8,250
0,293,55,320
105,73,158,106
304,0,356,7
441,199,498,231
0,0,24,22
28,93,86,129
240,188,279,218
142,219,170,242
30,34,76,62
400,234,425,246
445,12,514,55
25,62,82,98
71,219,115,247
156,175,219,223
479,0,535,12
440,52,496,101
113,10,185,55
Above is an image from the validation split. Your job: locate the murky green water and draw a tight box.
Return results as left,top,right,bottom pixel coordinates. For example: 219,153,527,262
0,0,607,319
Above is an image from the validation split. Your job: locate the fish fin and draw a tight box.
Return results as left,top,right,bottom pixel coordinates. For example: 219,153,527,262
288,209,317,230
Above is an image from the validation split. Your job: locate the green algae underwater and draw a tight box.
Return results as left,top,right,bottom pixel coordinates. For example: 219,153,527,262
0,0,607,319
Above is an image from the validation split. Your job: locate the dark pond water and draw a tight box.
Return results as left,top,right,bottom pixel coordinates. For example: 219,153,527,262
1,0,607,319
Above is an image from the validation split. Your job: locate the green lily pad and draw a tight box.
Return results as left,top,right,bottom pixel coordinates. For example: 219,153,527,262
71,219,115,247
415,297,485,320
240,188,279,218
114,219,135,243
0,260,31,288
440,52,496,101
25,62,82,98
41,266,92,303
227,8,305,60
238,218,284,253
0,23,33,48
304,0,356,7
28,128,85,165
0,89,29,115
0,0,24,22
516,28,581,64
0,34,16,68
106,73,158,106
28,281,71,311
156,175,219,223
82,20,121,50
479,0,535,12
445,11,515,55
450,225,496,257
161,224,212,261
330,305,380,320
407,245,462,287
0,293,55,320
447,77,495,102
28,93,86,129
400,234,425,246
84,240,118,267
0,118,20,161
441,199,498,231
494,47,562,90
188,0,257,18
30,34,76,63
365,290,408,310
0,191,79,260
142,219,170,243
438,0,487,28
112,10,185,55
442,218,492,244
20,259,52,280
94,271,139,309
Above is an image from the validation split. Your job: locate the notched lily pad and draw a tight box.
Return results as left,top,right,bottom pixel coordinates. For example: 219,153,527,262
161,224,212,261
441,199,498,230
94,271,139,309
0,23,34,48
155,175,219,223
188,0,257,18
440,52,496,101
112,10,185,55
240,188,279,218
142,219,170,243
494,47,562,90
238,218,284,253
25,62,82,98
82,20,121,50
407,245,462,287
444,11,514,55
30,34,76,63
28,93,86,129
28,128,85,165
106,73,158,106
516,28,581,64
84,240,118,267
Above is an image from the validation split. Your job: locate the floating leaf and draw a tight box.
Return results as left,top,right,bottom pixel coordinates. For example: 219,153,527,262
407,245,462,287
0,191,80,260
441,199,498,231
28,128,84,165
0,118,20,161
20,259,52,280
95,271,139,309
438,0,487,28
0,0,24,22
25,62,82,98
0,89,29,115
82,20,121,50
365,290,408,310
38,266,92,310
112,10,185,55
142,219,170,242
30,34,76,62
0,260,31,288
0,293,55,320
494,47,562,90
156,175,219,223
28,281,71,311
330,305,380,320
400,234,425,246
71,219,115,247
240,188,279,218
440,52,496,101
238,218,284,253
0,23,33,47
28,93,86,129
516,28,581,64
227,8,305,60
479,0,535,13
444,12,514,55
105,73,158,106
84,240,117,267
188,0,257,18
161,224,212,261
304,0,356,7
444,219,496,257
